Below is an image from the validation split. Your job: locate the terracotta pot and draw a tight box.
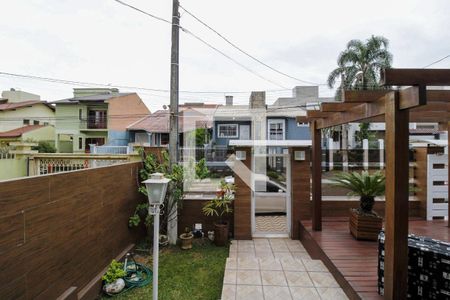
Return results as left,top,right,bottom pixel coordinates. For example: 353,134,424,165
179,232,193,250
214,222,229,246
349,209,382,241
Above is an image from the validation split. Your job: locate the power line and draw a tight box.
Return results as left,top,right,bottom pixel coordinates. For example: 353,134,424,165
110,0,289,89
0,71,291,94
111,0,172,24
179,5,325,86
423,54,450,68
180,28,288,89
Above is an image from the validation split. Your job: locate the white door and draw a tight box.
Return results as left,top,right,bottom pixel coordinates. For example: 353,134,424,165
240,125,250,140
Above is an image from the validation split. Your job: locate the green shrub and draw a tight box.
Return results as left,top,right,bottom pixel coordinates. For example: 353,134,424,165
102,260,126,284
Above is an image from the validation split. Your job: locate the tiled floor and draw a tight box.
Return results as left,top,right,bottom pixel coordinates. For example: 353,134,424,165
221,238,348,300
255,215,287,232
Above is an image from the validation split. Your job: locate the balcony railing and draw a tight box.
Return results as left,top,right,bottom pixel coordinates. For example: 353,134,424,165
79,117,107,129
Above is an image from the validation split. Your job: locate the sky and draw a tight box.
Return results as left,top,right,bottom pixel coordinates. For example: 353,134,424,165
0,0,449,112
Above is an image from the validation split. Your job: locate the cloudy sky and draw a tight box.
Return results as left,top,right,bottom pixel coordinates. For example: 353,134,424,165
0,0,449,111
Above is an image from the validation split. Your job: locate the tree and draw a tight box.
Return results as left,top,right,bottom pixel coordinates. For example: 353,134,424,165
327,36,393,167
327,35,393,92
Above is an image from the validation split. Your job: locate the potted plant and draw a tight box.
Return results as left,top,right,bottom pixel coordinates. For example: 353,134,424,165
202,180,234,246
331,171,385,241
102,260,127,295
179,227,194,250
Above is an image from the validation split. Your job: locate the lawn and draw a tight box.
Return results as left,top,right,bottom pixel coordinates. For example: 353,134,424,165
102,239,228,300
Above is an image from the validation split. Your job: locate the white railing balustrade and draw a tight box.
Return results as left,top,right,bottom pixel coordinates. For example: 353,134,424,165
90,145,133,155
0,153,15,160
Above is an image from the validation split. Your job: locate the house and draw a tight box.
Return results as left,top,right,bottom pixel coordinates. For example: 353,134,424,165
127,103,218,147
0,89,55,132
212,89,319,153
0,125,55,144
52,88,150,153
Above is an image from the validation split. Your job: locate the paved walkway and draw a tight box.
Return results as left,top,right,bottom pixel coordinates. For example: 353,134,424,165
221,238,348,300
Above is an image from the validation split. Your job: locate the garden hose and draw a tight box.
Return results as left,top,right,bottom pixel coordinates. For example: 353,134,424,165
124,262,152,288
105,261,152,297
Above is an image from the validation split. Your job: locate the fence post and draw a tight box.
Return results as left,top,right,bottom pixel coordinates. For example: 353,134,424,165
363,139,369,170
328,138,334,171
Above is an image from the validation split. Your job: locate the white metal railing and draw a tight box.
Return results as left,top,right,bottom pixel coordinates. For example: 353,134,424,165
90,145,133,155
427,154,448,220
0,153,15,160
32,154,131,175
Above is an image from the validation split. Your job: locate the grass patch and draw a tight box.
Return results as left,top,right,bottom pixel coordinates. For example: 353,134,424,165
102,239,228,300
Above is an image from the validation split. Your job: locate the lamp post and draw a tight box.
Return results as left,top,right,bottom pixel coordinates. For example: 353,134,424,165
143,173,170,300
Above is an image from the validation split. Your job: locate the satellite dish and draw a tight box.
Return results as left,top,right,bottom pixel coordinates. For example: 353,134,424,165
163,105,168,110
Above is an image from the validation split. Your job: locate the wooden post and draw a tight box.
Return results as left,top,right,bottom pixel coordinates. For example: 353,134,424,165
448,121,450,228
384,91,410,299
311,121,322,231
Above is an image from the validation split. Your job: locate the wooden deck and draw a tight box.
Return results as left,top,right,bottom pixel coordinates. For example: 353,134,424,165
300,217,449,300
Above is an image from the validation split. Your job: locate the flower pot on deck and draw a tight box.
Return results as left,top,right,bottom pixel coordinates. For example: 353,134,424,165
179,232,194,250
214,222,229,246
349,209,382,241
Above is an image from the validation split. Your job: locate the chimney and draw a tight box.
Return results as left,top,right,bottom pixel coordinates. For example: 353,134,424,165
225,95,233,106
249,91,266,109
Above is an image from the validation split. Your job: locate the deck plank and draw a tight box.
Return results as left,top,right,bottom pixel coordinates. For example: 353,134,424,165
302,218,449,300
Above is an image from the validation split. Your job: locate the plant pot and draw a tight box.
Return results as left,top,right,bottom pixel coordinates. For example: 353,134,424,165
349,209,382,241
103,278,125,295
214,222,229,246
179,232,194,250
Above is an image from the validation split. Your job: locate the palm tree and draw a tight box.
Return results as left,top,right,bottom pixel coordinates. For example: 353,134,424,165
326,36,393,166
327,35,393,91
331,171,385,214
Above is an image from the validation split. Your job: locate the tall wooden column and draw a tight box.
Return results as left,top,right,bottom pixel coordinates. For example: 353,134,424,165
311,121,322,231
384,91,410,299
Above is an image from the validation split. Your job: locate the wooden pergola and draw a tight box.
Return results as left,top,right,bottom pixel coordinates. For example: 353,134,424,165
297,68,450,299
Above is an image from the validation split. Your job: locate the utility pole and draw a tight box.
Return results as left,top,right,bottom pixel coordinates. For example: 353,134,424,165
168,0,180,245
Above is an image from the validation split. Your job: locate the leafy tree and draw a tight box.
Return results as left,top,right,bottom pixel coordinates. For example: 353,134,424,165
195,158,210,180
33,141,56,153
129,150,184,234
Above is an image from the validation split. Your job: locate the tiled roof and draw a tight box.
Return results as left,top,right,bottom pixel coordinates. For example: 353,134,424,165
127,106,214,133
52,93,134,104
0,125,46,138
0,100,54,111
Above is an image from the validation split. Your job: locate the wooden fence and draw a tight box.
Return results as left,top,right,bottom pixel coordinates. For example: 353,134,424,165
0,162,145,300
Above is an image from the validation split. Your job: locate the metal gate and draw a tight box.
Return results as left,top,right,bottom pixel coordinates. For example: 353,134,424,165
251,153,291,237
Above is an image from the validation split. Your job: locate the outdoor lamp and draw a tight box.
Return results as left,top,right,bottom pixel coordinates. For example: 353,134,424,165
142,172,170,300
143,172,170,205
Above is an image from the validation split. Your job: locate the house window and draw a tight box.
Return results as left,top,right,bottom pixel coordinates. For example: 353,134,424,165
23,119,30,125
79,109,83,120
160,133,169,145
268,119,285,140
78,137,83,150
135,132,149,144
33,120,39,125
217,124,238,138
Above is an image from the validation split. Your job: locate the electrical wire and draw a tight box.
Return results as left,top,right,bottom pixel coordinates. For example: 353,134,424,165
180,28,288,89
179,4,325,86
109,0,289,89
111,0,172,24
423,54,450,68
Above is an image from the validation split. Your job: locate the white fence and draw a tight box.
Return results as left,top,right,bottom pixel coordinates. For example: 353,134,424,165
427,154,448,220
32,154,133,176
0,153,15,160
90,145,133,155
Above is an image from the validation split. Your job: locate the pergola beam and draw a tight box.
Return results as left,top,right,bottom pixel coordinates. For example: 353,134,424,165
381,68,450,86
